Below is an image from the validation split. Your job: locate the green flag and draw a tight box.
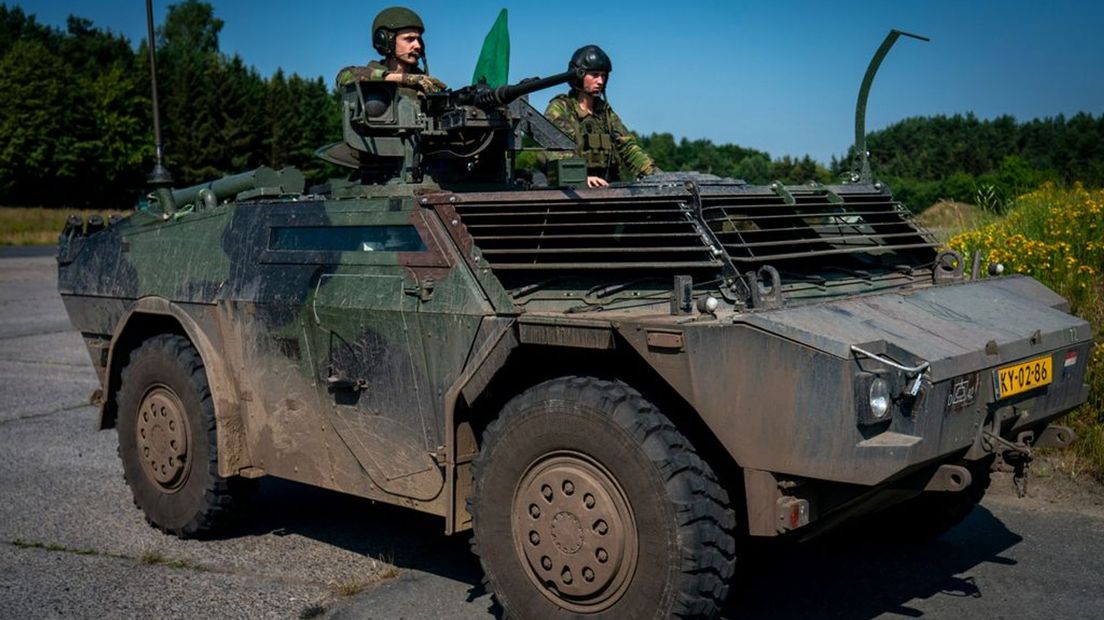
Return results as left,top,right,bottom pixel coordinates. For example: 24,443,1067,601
472,9,509,87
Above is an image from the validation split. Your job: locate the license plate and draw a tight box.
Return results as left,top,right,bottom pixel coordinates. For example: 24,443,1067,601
993,356,1052,399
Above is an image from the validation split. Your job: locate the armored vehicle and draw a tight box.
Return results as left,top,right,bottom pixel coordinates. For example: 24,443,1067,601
57,35,1091,620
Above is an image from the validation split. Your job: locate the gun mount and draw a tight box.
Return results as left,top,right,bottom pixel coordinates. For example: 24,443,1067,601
317,69,582,187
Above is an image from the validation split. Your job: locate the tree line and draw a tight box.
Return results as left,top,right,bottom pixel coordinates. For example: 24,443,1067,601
641,111,1104,213
832,113,1104,212
2,2,1102,211
637,134,831,187
0,2,338,207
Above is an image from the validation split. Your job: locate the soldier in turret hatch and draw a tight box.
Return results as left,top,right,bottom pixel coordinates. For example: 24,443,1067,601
544,45,656,188
335,6,448,94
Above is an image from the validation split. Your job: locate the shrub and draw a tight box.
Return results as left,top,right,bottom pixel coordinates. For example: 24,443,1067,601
948,184,1104,481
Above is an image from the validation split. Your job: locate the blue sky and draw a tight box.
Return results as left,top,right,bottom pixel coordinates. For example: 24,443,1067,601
16,0,1104,164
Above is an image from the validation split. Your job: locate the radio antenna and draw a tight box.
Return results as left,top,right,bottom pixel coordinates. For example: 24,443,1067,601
852,29,928,184
145,0,172,188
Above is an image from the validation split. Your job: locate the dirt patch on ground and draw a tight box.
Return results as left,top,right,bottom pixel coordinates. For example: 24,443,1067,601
986,455,1104,519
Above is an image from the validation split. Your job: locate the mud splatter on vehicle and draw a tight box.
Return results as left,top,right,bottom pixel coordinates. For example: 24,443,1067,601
56,28,1091,620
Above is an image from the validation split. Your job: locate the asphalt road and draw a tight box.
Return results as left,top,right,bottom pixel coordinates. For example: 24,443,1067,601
1,249,1102,619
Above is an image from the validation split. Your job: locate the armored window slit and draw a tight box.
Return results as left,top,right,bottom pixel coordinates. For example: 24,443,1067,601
268,225,426,253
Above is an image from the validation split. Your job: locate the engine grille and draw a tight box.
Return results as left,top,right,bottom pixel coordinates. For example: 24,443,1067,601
452,193,722,272
437,183,938,288
699,186,938,272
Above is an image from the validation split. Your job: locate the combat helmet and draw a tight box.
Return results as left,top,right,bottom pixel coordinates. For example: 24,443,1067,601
372,6,425,56
568,44,612,88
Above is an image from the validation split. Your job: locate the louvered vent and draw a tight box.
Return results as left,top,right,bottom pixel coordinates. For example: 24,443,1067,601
452,195,724,273
435,184,938,296
699,187,938,272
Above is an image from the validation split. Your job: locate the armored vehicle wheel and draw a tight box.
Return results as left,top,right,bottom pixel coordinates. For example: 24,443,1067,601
470,376,736,619
116,334,249,538
881,458,993,540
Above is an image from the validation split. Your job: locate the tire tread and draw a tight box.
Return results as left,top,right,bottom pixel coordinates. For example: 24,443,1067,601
116,334,246,538
470,376,736,619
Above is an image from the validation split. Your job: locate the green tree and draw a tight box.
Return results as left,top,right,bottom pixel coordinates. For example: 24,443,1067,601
0,5,56,57
0,40,79,205
156,0,225,183
80,64,153,203
216,56,266,171
264,69,298,168
640,133,677,171
736,154,770,184
940,171,977,203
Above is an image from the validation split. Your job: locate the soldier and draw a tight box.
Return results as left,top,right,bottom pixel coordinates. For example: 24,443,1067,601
544,45,656,188
335,6,447,94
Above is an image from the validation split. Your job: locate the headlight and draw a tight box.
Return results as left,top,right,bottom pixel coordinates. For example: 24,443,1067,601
696,295,720,314
855,372,893,426
868,378,890,419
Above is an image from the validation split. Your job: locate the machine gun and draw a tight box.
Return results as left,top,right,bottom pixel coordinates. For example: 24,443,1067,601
317,68,583,187
429,69,583,111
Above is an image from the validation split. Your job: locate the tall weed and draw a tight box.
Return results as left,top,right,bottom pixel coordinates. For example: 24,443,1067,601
949,184,1104,480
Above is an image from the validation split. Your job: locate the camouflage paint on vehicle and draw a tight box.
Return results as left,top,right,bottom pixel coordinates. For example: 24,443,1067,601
58,172,1093,533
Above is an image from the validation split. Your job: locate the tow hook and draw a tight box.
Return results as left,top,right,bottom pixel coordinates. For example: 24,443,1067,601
984,430,1034,498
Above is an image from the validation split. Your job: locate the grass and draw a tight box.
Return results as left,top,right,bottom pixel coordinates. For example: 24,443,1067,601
329,554,403,597
329,567,402,597
914,200,996,243
10,539,215,572
947,183,1104,481
12,539,94,554
10,538,124,559
331,579,371,597
0,207,126,246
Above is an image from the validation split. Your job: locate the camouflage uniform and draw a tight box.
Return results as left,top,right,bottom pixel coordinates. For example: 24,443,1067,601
335,60,445,93
544,93,656,181
335,60,392,88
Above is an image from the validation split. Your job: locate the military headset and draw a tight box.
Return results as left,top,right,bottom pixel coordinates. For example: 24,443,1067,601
372,7,429,73
568,45,612,91
372,28,425,57
372,27,398,57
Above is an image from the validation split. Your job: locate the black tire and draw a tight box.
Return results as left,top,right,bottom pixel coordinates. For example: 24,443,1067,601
878,458,993,541
116,334,249,538
470,376,736,619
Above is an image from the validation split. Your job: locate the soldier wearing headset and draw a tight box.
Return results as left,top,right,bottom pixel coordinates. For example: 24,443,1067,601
335,6,447,94
544,45,656,187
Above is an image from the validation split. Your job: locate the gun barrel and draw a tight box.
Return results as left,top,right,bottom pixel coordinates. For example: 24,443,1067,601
170,167,281,207
476,68,583,107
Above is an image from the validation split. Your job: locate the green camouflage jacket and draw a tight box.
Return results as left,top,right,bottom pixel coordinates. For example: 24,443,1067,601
544,93,656,181
335,60,393,88
335,61,446,94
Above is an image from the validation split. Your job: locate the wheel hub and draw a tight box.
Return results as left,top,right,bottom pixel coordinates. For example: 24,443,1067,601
550,511,584,554
513,452,638,613
136,386,190,490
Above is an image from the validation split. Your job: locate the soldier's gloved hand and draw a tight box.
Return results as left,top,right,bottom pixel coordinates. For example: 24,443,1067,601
400,74,448,93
